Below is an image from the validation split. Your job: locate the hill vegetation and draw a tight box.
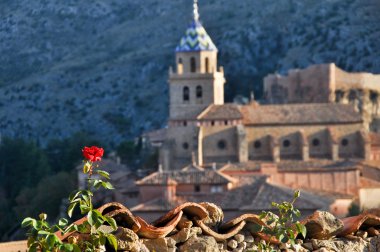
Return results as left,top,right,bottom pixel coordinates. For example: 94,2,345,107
0,0,379,144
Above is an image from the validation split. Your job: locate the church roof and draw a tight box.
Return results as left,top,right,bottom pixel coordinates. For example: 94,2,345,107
175,1,217,52
132,176,333,212
240,103,362,125
136,166,236,185
197,104,243,120
175,20,217,52
198,103,362,125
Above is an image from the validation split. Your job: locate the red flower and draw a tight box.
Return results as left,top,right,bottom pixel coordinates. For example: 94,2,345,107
82,146,104,162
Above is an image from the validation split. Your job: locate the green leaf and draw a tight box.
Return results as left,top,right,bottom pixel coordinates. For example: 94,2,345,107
37,230,50,235
294,190,300,199
106,234,118,251
83,162,92,174
87,211,94,226
21,217,36,228
72,244,81,252
296,222,307,239
58,218,69,227
99,235,106,245
94,179,102,189
87,210,103,226
68,202,78,218
97,170,110,179
46,234,57,248
69,190,83,201
29,243,39,252
293,209,301,217
104,216,117,230
61,243,74,251
101,181,114,190
80,203,90,214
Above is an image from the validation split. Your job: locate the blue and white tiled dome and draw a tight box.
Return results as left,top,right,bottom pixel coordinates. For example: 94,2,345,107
175,20,217,52
175,1,217,52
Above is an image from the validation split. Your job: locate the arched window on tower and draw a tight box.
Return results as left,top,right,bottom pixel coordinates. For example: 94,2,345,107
177,58,183,74
205,57,209,73
190,57,196,73
183,86,190,102
196,85,202,99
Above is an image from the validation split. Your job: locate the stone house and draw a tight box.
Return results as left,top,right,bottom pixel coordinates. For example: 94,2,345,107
263,63,380,131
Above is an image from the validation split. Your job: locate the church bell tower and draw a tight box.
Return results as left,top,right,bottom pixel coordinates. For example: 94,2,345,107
162,0,226,170
168,0,226,121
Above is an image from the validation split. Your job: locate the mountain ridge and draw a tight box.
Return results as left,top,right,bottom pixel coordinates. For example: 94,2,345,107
1,0,379,145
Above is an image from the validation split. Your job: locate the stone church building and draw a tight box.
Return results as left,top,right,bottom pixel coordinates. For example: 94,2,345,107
136,1,380,216
159,3,380,172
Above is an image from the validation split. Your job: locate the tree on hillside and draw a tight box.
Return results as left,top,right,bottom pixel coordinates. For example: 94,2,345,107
0,137,51,200
45,132,101,173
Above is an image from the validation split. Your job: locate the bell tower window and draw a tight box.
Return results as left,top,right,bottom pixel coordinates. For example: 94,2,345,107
205,57,209,73
183,86,190,102
196,85,203,98
190,57,196,73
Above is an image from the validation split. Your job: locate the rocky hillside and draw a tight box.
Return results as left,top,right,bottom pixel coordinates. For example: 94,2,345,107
1,0,380,144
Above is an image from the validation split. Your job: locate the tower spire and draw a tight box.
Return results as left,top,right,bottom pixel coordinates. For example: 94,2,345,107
193,0,199,21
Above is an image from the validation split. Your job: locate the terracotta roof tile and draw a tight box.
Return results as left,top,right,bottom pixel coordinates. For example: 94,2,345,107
219,160,358,173
133,176,331,212
136,168,236,185
197,104,242,120
240,103,362,125
360,177,380,188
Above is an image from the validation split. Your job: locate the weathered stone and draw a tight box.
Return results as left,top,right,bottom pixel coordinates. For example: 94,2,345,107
313,248,330,252
293,244,309,252
177,215,193,229
232,247,243,252
296,239,303,244
166,237,176,248
142,237,175,252
246,244,258,251
179,235,220,252
113,227,140,251
139,243,150,252
217,242,224,250
279,243,290,249
238,241,246,249
309,236,380,252
311,239,319,250
367,227,380,237
169,227,201,244
244,235,254,243
345,234,361,241
303,211,344,239
356,230,368,239
302,242,313,251
95,245,106,252
199,202,224,227
227,239,238,249
234,233,244,243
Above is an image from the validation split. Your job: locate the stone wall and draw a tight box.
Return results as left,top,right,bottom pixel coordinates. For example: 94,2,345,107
263,63,380,131
270,169,360,196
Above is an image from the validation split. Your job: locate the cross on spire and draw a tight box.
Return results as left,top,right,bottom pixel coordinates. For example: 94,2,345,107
193,0,199,21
